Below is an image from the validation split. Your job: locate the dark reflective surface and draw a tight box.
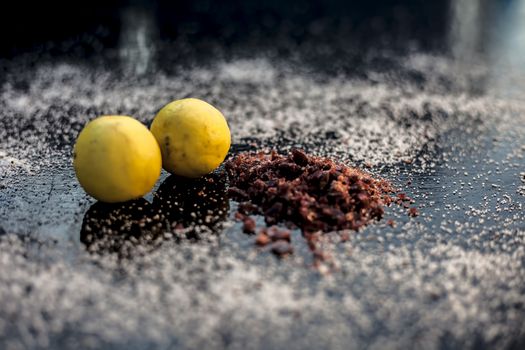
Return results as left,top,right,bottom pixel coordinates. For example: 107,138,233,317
80,198,164,255
152,169,229,240
80,169,229,254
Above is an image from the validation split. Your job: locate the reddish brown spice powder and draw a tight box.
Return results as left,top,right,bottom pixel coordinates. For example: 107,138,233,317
226,149,421,263
226,149,397,234
408,207,419,217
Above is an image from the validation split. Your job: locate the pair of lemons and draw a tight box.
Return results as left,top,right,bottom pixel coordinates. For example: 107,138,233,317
74,98,231,203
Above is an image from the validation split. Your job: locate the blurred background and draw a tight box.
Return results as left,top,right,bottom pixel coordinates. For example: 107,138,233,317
0,0,522,60
2,0,523,98
0,0,449,54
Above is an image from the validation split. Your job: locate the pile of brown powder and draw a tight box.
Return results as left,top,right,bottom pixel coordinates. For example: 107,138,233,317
226,149,397,232
226,149,409,258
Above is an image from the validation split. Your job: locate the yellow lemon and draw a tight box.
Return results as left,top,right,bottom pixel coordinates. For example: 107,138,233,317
74,116,162,203
150,98,231,178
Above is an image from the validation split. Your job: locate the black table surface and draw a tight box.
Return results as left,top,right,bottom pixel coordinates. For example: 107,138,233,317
0,38,524,349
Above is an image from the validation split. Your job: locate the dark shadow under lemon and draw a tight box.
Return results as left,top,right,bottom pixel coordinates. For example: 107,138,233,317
80,198,164,256
152,169,229,239
80,170,229,255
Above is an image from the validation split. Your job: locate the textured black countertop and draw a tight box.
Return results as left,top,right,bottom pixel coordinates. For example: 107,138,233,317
1,24,525,349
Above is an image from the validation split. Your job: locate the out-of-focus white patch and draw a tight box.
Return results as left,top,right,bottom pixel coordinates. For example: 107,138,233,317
0,150,32,175
218,59,277,83
0,236,523,349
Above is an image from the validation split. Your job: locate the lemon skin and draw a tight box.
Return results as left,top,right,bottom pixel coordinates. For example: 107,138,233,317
74,116,162,203
150,98,231,178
